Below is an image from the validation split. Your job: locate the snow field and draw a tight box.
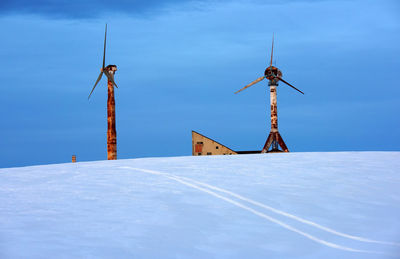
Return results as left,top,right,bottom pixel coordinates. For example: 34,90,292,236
0,152,399,258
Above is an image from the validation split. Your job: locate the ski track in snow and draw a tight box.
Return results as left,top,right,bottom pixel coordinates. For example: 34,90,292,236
120,166,398,256
177,175,400,247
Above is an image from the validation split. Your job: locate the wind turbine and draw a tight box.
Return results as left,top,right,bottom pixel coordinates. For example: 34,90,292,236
235,35,304,153
88,24,119,160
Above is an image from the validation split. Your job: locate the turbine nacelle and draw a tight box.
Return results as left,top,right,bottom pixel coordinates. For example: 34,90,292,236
264,66,282,81
102,65,117,73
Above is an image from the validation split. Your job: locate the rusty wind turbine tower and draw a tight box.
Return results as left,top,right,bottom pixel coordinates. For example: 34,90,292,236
235,35,304,153
88,24,119,160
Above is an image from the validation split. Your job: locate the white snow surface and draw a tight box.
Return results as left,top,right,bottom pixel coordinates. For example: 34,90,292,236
1,152,400,258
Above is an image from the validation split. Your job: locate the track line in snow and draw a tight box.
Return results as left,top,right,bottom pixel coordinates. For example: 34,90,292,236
176,175,400,247
122,166,390,255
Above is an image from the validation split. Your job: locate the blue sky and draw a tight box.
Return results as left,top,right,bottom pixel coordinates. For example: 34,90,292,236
0,0,399,167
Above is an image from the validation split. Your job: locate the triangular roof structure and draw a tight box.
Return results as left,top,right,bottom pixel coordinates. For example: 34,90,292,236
192,131,237,156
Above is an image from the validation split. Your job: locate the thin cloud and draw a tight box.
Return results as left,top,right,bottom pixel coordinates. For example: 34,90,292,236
0,0,336,19
0,0,208,19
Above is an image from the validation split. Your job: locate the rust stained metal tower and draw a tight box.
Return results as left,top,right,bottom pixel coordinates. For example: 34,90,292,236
235,35,304,153
106,65,117,160
88,24,118,160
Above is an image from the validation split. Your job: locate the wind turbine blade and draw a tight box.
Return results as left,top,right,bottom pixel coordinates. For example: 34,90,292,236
270,33,274,67
104,69,118,88
103,24,107,69
277,77,304,95
88,72,104,99
234,76,265,94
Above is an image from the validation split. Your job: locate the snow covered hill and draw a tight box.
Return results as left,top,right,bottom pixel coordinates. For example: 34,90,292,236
1,152,399,258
